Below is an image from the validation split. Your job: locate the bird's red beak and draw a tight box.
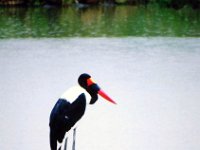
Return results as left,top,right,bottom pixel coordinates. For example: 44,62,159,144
87,78,117,105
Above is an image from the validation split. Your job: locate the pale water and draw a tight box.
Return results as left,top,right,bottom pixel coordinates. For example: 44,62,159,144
0,37,200,150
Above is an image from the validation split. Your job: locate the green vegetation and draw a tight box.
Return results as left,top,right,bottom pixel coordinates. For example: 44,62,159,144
0,5,199,38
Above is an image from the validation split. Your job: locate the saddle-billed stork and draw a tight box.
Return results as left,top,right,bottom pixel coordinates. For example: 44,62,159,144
49,73,116,150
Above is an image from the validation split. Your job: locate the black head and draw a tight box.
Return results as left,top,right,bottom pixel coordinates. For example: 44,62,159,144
78,73,117,105
78,73,91,89
78,73,100,104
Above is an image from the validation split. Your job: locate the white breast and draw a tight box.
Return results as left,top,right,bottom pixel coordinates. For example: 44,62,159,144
60,85,91,104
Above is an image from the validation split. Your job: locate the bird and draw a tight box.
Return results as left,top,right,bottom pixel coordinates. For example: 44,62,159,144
49,73,116,150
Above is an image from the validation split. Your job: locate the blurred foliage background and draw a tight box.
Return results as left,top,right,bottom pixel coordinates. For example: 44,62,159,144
0,0,199,9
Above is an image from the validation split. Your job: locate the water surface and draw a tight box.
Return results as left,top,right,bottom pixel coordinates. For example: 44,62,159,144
0,37,200,150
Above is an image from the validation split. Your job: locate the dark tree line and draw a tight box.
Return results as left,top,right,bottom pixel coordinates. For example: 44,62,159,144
0,0,199,9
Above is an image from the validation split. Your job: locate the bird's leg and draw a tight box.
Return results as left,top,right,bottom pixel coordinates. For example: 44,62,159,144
72,128,76,150
64,137,68,150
